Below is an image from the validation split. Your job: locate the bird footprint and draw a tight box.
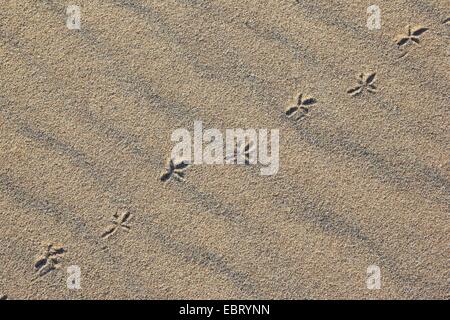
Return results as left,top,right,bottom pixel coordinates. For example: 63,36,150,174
396,25,429,46
160,157,190,182
285,94,317,120
101,210,133,239
347,72,377,96
224,141,255,165
33,243,65,278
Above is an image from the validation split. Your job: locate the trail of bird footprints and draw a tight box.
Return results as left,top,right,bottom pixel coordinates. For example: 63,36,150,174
33,243,65,280
101,209,133,239
26,16,442,290
154,25,436,180
282,23,435,119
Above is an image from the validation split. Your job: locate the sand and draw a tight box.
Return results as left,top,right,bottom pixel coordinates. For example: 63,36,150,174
0,0,448,299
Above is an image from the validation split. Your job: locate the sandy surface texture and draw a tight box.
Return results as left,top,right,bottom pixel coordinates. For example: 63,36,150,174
0,0,449,299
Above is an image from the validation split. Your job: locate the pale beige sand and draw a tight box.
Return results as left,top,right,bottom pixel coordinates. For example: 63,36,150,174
0,0,448,299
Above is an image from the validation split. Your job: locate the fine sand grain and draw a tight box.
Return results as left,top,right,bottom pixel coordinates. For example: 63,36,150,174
0,0,449,299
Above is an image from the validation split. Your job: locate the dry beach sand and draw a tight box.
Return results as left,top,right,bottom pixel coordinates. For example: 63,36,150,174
0,0,449,299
